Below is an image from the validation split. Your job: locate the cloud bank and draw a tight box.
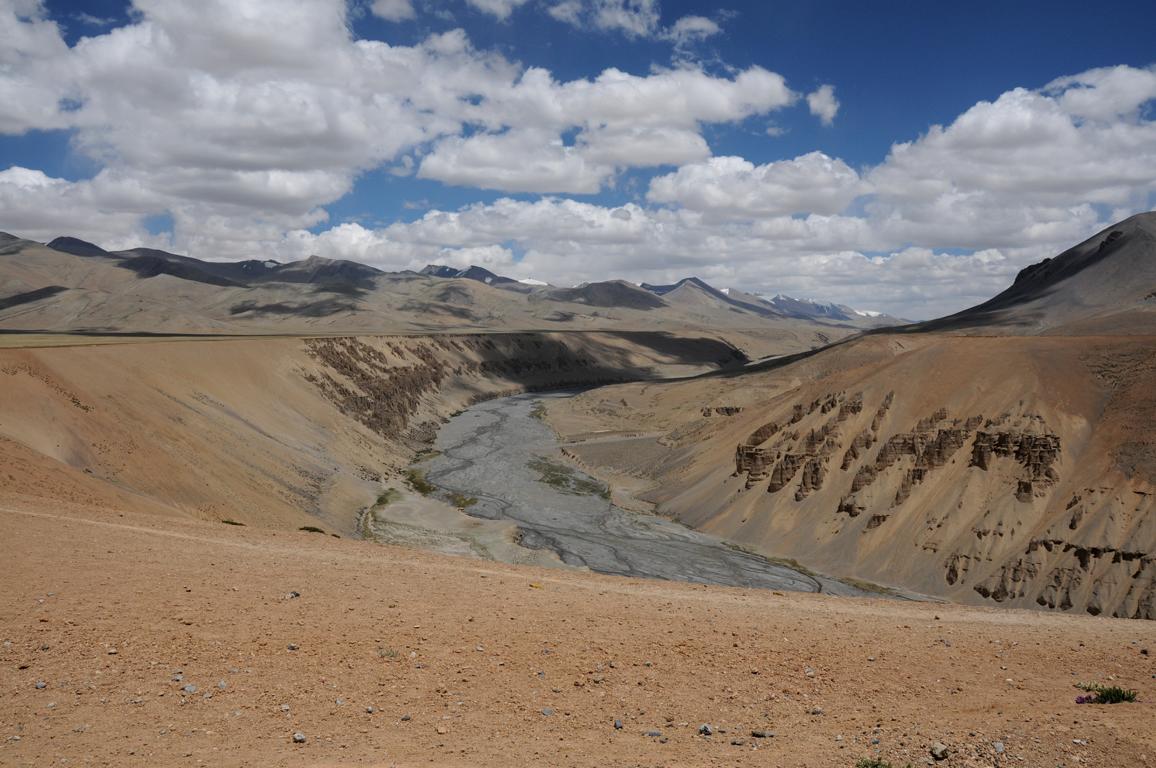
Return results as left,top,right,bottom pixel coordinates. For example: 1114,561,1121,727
1,0,1154,318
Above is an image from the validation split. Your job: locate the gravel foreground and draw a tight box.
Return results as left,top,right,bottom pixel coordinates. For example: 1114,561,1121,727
1,496,1153,767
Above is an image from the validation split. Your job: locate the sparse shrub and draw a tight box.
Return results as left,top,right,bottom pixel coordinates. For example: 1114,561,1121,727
376,488,401,506
1075,682,1138,703
378,646,399,659
447,492,478,509
529,401,548,421
404,468,436,495
527,456,609,498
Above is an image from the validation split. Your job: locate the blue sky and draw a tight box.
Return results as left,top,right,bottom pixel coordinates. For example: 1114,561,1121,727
2,0,1155,317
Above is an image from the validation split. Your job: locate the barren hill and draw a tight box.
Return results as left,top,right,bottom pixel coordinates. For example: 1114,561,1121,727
904,212,1156,334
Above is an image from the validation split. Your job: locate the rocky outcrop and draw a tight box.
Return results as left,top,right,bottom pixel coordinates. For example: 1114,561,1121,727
970,429,1061,499
703,406,744,417
746,422,781,446
768,453,805,493
794,456,827,501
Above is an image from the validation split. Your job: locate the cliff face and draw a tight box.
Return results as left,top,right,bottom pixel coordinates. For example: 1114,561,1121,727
0,331,744,535
556,333,1156,619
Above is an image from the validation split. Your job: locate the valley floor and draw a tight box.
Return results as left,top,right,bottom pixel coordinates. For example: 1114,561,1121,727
2,493,1154,768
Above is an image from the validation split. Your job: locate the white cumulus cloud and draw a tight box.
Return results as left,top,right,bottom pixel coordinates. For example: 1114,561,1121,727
370,0,416,22
806,84,839,126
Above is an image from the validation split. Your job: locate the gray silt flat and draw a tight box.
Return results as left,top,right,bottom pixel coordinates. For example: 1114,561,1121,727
420,390,872,596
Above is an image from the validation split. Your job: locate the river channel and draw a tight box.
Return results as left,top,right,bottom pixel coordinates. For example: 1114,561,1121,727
414,390,873,596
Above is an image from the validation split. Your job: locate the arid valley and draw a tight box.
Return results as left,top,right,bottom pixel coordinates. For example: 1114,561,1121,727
3,3,1156,766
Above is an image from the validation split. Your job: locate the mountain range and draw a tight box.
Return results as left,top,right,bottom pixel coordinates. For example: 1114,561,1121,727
0,232,902,356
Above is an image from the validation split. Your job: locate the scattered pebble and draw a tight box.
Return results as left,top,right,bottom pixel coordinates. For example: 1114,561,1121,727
34,681,46,690
751,729,774,739
107,648,118,655
217,680,227,690
809,706,824,716
400,714,412,722
541,708,555,716
366,706,376,714
644,730,662,738
287,644,299,651
182,684,197,695
931,741,949,761
699,723,713,736
993,741,1005,754
292,732,306,744
613,719,623,730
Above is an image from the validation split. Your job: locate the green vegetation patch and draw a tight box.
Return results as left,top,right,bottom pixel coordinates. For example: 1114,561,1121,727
529,401,548,421
404,468,437,495
1076,682,1138,704
527,456,610,499
447,491,479,509
376,487,402,507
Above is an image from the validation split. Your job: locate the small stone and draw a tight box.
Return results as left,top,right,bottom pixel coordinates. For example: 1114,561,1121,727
292,732,306,744
931,742,949,761
644,730,662,738
809,706,824,716
751,729,774,739
366,706,377,714
804,666,815,678
34,681,47,690
993,741,1005,754
217,680,227,690
171,674,183,682
400,714,412,722
871,737,881,745
867,656,876,662
731,739,746,746
699,723,713,736
541,708,554,716
287,644,299,651
107,648,118,655
287,591,300,599
614,719,623,730
183,684,197,695
435,726,447,735
280,704,290,712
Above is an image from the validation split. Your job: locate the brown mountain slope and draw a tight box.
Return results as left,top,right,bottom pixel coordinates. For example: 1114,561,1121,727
550,215,1156,619
0,331,746,536
904,212,1156,334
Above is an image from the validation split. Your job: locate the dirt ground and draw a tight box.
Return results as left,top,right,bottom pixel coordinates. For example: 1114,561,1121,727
2,493,1154,768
